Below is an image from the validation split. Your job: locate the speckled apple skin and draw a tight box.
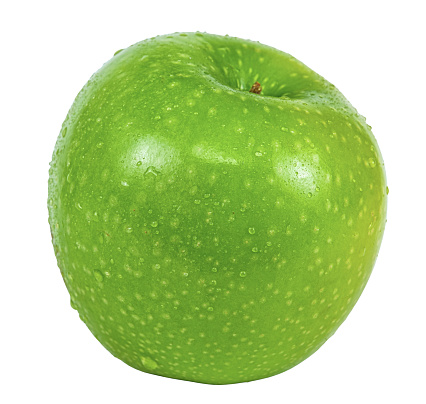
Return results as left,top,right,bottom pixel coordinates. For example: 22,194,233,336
48,32,387,384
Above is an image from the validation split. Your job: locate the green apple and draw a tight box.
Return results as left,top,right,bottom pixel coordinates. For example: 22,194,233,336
48,32,387,384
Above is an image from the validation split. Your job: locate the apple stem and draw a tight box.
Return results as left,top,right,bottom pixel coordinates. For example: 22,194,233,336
249,82,262,94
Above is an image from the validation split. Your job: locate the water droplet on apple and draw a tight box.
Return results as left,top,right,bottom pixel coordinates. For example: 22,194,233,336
194,199,201,205
150,221,158,228
368,158,376,168
79,312,88,324
96,142,104,148
125,226,133,233
144,166,160,177
70,298,78,310
308,192,313,198
252,247,258,252
136,161,142,166
121,180,129,186
239,271,247,278
94,270,104,283
255,151,263,157
75,202,83,211
248,227,256,234
141,356,159,370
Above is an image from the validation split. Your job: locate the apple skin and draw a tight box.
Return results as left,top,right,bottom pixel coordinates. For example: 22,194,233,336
48,32,387,384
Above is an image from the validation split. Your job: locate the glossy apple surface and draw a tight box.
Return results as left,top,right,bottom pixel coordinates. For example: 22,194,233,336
48,32,387,384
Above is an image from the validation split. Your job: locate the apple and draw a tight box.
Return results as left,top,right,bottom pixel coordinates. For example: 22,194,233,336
48,32,387,384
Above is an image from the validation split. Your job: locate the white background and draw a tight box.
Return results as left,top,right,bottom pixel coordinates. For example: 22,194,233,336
1,1,425,403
